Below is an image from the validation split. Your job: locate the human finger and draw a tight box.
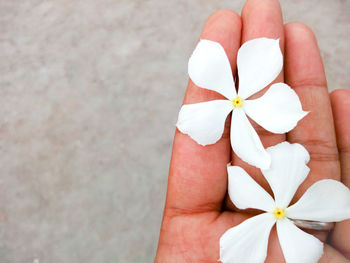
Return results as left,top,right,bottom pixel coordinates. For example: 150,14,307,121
164,10,242,216
329,89,350,259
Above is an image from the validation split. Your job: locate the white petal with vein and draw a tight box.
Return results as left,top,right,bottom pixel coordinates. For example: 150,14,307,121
244,83,308,134
176,100,233,146
287,179,350,222
230,109,271,169
228,165,275,212
188,39,236,100
220,213,276,263
237,38,283,99
262,142,310,208
277,218,323,263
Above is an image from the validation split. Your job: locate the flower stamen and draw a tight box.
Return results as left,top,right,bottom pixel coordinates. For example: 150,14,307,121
273,208,286,219
232,97,243,108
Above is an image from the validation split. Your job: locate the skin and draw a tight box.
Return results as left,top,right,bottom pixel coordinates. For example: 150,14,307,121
155,0,350,262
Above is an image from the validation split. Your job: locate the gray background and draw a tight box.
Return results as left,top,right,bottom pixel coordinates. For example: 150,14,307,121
0,0,349,262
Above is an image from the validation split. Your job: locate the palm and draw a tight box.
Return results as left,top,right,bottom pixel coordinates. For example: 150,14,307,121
157,212,248,262
156,0,350,262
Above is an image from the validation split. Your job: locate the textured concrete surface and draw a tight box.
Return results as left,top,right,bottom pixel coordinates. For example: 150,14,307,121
0,0,349,262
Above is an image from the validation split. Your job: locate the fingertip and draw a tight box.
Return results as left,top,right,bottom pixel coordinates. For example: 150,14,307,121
201,9,242,71
241,0,284,47
285,22,317,43
330,89,350,149
330,89,350,117
330,89,350,104
203,9,241,38
284,22,326,87
242,0,282,17
206,9,241,24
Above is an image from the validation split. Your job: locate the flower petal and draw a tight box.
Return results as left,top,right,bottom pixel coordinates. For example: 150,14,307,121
277,218,323,263
176,100,233,146
220,213,276,263
230,109,271,169
188,39,236,100
262,142,310,208
287,179,350,222
228,165,275,212
237,38,283,99
244,83,308,134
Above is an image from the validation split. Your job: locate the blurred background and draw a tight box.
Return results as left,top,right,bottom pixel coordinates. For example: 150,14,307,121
0,0,349,262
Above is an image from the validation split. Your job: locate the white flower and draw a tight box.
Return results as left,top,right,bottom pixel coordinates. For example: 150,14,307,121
220,142,350,263
176,38,308,169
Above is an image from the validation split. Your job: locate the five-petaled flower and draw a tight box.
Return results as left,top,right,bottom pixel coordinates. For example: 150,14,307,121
220,142,350,263
176,38,308,169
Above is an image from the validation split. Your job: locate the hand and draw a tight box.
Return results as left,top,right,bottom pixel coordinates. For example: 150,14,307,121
155,0,350,262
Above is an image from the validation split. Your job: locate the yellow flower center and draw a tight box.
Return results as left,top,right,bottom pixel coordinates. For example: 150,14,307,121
232,97,243,108
273,208,286,219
